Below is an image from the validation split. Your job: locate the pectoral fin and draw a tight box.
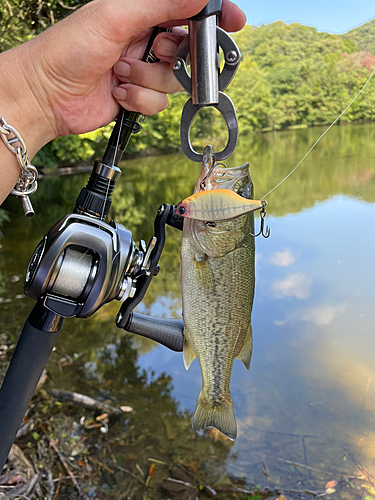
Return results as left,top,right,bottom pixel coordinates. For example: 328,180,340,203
237,322,253,370
183,335,196,370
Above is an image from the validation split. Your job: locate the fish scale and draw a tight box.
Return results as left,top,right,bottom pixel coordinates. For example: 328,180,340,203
180,148,255,441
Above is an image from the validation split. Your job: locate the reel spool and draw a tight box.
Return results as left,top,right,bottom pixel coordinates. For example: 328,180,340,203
49,247,95,299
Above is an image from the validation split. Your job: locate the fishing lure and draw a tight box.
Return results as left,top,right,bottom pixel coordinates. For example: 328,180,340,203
177,189,266,221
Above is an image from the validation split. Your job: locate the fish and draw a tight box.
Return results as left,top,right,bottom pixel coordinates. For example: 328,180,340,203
177,189,264,221
180,145,255,441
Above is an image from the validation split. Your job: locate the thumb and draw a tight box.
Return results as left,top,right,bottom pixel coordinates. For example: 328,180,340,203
94,0,209,43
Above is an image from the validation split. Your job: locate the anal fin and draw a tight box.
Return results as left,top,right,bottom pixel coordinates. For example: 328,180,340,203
183,334,196,370
237,322,253,370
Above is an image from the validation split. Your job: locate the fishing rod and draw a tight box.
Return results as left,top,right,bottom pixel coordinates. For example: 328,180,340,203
0,25,184,473
0,0,243,471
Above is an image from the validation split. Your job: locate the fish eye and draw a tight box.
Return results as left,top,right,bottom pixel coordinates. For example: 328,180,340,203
178,206,185,215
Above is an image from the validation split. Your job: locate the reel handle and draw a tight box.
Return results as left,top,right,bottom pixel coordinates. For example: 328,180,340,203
124,312,184,352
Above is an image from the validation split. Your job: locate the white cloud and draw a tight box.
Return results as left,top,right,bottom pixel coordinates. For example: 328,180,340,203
299,304,346,326
271,248,296,267
272,273,311,300
274,303,347,328
274,319,286,326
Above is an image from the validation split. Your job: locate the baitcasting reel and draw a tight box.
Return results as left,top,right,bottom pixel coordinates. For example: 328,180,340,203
24,188,183,331
23,165,184,350
24,212,155,319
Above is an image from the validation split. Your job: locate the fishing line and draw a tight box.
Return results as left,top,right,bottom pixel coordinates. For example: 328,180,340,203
261,66,375,200
101,177,111,221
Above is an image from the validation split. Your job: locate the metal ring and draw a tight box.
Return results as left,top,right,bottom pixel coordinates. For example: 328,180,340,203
15,162,38,184
16,148,32,173
0,125,9,136
0,123,27,156
0,116,9,137
11,180,38,197
180,92,238,162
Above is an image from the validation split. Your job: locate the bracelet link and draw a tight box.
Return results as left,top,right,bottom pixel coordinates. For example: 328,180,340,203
0,114,38,217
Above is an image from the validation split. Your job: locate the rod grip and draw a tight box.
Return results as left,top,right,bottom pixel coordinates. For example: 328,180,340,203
0,317,62,472
103,26,171,166
124,312,184,352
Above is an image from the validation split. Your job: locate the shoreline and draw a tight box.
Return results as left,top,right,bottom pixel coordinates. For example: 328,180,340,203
37,118,375,177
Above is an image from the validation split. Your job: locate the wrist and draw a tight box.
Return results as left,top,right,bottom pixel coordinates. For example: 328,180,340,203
0,42,57,204
0,42,57,159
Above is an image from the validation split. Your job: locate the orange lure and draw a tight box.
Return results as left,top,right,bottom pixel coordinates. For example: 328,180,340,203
177,189,265,221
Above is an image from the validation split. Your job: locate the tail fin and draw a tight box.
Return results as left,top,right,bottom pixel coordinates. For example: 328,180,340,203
192,392,237,441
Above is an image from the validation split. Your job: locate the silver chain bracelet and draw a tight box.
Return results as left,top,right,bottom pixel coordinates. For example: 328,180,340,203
0,114,38,217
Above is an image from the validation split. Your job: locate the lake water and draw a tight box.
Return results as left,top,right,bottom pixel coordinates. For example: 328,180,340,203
1,123,375,497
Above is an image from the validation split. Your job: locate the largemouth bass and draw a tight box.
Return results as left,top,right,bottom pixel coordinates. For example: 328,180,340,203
180,146,255,441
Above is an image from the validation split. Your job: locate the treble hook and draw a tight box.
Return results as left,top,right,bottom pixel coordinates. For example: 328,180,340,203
200,160,227,191
250,201,270,238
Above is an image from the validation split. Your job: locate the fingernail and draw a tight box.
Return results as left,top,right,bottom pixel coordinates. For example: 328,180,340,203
113,87,127,101
116,61,131,78
156,38,178,58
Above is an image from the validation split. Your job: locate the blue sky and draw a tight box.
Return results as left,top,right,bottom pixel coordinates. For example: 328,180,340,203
235,0,375,34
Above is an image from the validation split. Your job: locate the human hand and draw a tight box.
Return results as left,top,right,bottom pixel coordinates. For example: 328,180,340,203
2,0,245,143
0,0,245,201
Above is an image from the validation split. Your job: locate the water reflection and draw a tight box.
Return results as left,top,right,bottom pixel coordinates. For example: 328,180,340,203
1,124,375,495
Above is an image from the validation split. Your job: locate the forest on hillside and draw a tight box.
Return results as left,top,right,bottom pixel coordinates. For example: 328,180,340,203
1,1,375,167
